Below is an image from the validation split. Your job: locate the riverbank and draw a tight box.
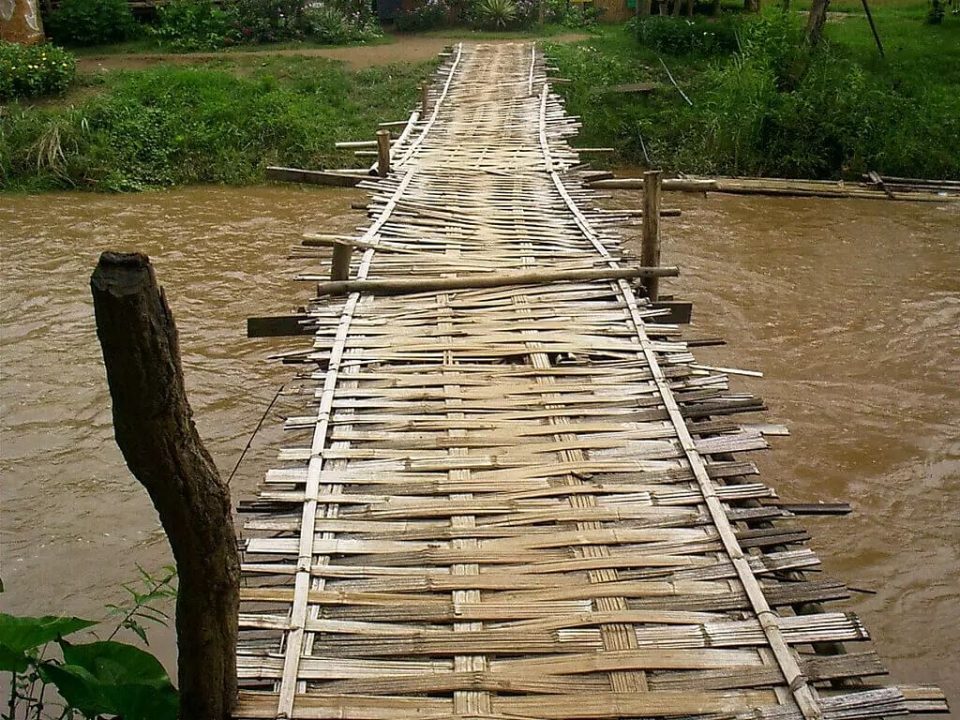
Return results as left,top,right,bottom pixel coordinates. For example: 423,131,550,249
2,10,957,191
0,48,435,191
545,3,960,180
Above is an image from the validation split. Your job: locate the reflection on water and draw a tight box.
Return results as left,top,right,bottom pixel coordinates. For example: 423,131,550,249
1,186,957,709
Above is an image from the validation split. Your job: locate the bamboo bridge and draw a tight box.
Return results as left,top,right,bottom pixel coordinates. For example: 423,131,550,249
234,42,946,720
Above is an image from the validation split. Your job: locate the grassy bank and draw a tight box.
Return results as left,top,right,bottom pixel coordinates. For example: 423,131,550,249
0,54,432,191
545,3,960,179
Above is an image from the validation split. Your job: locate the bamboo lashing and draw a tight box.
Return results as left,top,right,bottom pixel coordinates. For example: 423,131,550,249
236,41,945,720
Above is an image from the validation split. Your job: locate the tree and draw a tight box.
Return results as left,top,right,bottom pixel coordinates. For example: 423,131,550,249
0,0,45,44
805,0,830,45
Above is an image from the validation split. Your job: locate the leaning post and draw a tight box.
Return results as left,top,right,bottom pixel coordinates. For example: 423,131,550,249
376,129,391,178
90,252,239,720
641,170,663,301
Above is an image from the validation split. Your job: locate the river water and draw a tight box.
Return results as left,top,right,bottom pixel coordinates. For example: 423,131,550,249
1,187,957,710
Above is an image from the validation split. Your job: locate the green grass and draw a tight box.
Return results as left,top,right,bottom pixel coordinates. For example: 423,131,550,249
69,33,395,56
545,4,960,179
0,54,434,191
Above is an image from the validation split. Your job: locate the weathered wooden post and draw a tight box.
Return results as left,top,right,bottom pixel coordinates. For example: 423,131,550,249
331,242,353,282
90,252,239,720
641,170,662,301
376,129,391,178
420,83,430,117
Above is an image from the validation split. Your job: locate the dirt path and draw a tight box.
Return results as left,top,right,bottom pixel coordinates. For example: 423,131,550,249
76,32,589,74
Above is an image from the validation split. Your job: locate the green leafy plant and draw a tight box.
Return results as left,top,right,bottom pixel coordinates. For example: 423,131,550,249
0,568,178,720
0,42,76,101
230,0,305,42
471,0,518,29
394,0,449,31
630,15,742,55
301,4,381,44
150,0,240,50
46,0,137,46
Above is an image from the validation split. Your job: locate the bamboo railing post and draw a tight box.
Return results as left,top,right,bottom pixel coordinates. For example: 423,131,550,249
376,129,391,178
90,252,238,720
330,242,353,282
641,170,663,301
420,82,430,116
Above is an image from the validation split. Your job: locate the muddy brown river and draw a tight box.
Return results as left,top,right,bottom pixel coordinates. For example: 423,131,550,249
1,187,957,711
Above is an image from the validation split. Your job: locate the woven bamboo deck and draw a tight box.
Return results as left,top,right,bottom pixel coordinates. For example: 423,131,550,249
235,42,945,720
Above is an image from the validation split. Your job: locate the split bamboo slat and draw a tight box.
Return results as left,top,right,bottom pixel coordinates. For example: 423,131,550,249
235,42,945,720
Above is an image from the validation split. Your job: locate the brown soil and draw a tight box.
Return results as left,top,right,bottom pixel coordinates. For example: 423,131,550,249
76,33,589,74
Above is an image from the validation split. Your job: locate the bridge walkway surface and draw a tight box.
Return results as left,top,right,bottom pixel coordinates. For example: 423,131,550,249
234,41,946,720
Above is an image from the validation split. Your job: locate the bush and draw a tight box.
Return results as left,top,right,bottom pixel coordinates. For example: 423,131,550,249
630,15,742,55
546,0,602,29
231,0,304,42
46,0,137,45
394,0,448,31
151,0,239,50
301,3,381,44
0,42,76,101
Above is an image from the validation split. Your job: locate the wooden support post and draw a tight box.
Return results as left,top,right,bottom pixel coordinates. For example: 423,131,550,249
90,252,238,720
331,242,353,282
376,129,391,178
641,170,663,302
420,82,430,117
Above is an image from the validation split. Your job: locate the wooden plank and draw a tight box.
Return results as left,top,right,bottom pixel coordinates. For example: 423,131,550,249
247,315,310,338
266,166,372,187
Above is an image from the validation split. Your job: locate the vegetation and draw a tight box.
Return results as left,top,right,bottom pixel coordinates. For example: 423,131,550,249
0,42,76,102
1,567,178,720
150,0,239,51
546,5,960,179
0,55,433,191
46,0,137,46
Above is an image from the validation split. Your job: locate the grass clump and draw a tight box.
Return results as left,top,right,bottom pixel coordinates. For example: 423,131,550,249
0,56,431,191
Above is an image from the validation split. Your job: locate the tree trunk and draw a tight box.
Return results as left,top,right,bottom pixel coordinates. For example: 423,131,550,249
90,252,239,720
0,0,44,44
805,0,830,45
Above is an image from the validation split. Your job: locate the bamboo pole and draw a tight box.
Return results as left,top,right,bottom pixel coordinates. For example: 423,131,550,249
641,170,663,301
376,129,391,178
312,266,679,297
421,83,430,117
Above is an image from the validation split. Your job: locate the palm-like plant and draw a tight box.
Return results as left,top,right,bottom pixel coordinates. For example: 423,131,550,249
475,0,518,29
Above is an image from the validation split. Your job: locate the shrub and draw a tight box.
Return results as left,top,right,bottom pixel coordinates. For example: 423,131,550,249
630,15,742,55
151,0,239,50
230,0,304,42
46,0,137,45
471,0,518,29
0,42,76,101
301,3,381,44
546,0,602,29
394,0,448,31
